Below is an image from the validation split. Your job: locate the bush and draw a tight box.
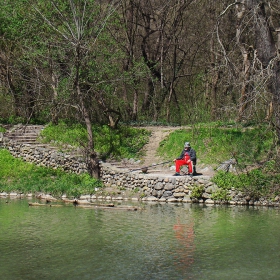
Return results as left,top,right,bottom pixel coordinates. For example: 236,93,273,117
211,189,230,201
190,185,204,199
212,169,280,199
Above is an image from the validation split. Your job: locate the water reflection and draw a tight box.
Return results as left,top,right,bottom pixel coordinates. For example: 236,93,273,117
1,199,280,280
173,219,195,269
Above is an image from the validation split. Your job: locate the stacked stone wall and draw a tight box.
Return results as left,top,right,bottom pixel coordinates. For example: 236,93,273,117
3,143,87,174
100,162,280,206
1,138,279,206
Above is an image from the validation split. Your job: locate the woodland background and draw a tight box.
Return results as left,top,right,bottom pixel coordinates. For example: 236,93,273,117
1,0,280,176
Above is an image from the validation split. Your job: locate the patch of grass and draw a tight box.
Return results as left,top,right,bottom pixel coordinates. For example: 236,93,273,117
0,149,102,197
158,124,274,167
211,189,230,202
39,121,88,147
40,121,150,159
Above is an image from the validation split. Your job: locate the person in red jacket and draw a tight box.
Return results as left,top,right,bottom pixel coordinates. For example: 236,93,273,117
173,142,196,176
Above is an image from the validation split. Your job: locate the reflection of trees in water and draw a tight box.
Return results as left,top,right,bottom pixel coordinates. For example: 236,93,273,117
173,219,195,269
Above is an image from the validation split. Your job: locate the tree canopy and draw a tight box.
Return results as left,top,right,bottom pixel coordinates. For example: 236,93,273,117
1,0,280,175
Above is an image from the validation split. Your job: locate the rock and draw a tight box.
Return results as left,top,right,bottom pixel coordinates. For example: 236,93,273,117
173,192,185,198
167,197,179,203
146,196,158,201
202,192,211,199
164,183,174,191
205,199,214,204
9,192,18,197
182,196,192,203
162,191,173,197
80,195,91,200
154,182,164,190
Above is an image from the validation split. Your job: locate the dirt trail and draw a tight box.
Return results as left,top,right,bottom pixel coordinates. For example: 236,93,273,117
141,126,181,167
140,126,215,176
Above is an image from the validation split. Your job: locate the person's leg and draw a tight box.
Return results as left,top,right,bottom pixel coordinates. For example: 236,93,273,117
187,161,193,174
193,164,197,175
175,159,187,173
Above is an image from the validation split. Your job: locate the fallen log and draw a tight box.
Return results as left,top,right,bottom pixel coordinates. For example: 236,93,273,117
63,198,115,207
29,202,64,207
28,202,139,210
62,198,77,203
28,202,49,207
75,204,138,211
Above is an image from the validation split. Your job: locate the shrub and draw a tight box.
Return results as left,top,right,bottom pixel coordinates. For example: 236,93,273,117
190,185,204,199
211,189,230,201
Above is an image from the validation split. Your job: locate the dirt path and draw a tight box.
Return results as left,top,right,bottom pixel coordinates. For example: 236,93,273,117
141,126,181,167
140,126,215,176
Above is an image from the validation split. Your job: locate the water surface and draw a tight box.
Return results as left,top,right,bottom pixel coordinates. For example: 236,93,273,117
1,198,280,280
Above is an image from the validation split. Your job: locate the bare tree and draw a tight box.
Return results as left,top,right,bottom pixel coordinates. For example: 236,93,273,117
244,1,280,141
34,0,121,177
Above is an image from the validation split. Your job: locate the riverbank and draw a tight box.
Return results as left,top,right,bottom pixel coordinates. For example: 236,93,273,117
1,124,280,206
1,160,279,207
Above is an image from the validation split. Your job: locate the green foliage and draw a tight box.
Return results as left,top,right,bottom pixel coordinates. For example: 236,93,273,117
5,115,26,125
190,185,204,199
0,149,102,197
40,121,88,147
40,122,150,159
211,171,240,190
212,169,280,199
211,189,230,201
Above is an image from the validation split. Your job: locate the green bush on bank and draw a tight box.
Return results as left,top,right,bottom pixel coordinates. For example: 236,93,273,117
212,168,280,199
0,149,102,197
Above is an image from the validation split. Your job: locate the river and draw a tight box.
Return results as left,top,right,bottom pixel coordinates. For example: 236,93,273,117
1,198,280,280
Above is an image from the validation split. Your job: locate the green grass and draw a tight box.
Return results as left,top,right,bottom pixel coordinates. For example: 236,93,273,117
158,124,274,167
40,121,151,160
0,149,102,197
212,168,280,199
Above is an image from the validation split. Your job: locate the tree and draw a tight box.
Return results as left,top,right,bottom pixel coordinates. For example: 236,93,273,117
33,0,121,177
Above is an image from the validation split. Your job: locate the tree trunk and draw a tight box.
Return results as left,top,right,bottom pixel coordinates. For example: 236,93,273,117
75,43,99,178
236,47,251,122
249,1,280,141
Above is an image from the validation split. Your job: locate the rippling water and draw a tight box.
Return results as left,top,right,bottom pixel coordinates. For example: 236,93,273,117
1,198,280,280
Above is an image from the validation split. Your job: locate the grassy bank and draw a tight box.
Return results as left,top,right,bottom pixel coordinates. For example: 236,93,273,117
39,121,151,160
0,149,103,197
157,122,280,199
160,123,275,164
0,122,151,198
1,121,280,200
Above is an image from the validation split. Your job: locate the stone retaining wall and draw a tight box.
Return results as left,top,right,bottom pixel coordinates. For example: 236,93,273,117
100,162,280,206
1,139,279,207
3,142,88,174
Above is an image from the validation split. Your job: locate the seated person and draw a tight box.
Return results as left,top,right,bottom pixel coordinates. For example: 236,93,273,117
173,142,196,176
